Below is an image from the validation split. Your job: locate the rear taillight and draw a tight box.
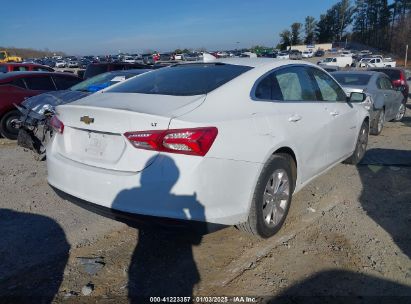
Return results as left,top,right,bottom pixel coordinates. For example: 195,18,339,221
50,116,64,134
124,127,218,156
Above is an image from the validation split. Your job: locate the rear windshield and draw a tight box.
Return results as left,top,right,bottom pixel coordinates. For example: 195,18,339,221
333,74,371,86
106,63,253,96
370,69,400,80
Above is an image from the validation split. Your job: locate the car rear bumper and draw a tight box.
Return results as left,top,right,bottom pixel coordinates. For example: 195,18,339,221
47,138,262,226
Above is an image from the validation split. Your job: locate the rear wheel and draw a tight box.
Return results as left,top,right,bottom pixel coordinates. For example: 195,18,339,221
0,110,20,140
237,154,295,238
344,121,369,165
394,103,406,122
370,109,384,135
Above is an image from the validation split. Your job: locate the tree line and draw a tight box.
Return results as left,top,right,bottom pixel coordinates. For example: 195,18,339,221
278,0,410,58
0,46,65,59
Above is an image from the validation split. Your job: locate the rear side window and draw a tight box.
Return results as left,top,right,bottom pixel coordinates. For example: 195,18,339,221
13,66,28,71
255,66,317,101
32,66,53,72
309,68,346,102
332,74,371,86
371,69,400,80
24,76,55,90
53,76,81,90
107,64,253,96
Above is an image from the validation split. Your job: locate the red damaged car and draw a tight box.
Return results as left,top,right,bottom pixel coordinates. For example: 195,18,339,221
0,71,81,139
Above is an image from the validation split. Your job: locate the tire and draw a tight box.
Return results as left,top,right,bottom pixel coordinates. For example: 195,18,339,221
237,153,296,238
344,121,369,165
370,108,385,135
393,103,406,122
0,110,20,140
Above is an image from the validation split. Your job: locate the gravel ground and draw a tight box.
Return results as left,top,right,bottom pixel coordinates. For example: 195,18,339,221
0,103,410,303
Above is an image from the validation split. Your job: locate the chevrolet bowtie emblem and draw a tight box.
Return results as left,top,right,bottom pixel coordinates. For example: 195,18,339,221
80,116,94,125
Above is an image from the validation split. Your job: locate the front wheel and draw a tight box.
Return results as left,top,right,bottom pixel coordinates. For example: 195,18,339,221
0,110,20,140
344,121,369,165
237,154,295,238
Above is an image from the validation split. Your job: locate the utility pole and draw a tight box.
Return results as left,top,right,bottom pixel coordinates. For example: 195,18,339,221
405,44,408,67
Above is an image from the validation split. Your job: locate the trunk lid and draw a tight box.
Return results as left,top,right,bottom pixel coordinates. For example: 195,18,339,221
54,92,205,172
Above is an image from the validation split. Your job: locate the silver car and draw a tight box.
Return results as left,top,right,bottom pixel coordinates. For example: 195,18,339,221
332,71,405,135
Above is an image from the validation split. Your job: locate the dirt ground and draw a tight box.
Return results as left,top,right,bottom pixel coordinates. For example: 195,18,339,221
0,104,410,303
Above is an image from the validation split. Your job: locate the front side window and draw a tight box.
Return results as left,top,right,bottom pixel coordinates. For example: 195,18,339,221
11,78,26,89
255,66,317,101
309,68,346,102
381,77,393,90
24,76,55,91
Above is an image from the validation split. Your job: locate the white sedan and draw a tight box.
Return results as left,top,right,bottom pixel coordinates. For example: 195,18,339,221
302,50,314,58
47,59,369,238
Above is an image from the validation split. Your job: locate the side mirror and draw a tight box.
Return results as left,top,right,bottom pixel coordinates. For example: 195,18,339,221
348,92,366,102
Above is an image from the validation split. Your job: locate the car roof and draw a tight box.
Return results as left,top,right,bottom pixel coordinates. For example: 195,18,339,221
213,58,317,70
0,62,47,66
332,70,381,76
0,71,79,81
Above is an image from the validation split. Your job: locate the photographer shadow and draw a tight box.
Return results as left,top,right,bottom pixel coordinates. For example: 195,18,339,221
111,155,208,300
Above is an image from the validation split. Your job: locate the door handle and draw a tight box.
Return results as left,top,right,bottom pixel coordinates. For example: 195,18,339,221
330,111,339,116
384,93,388,97
288,114,302,122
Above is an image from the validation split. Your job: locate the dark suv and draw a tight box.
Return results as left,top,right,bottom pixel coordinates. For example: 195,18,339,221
83,62,151,79
0,71,81,139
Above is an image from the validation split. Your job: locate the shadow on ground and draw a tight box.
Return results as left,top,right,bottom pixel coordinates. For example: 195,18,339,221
271,270,411,303
111,155,209,301
0,209,69,303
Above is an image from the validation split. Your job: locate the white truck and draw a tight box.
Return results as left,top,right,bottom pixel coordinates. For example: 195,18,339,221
362,57,396,68
318,56,353,68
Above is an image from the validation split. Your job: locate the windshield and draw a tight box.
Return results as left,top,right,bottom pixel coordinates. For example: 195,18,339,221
70,71,138,92
106,63,253,96
333,74,371,86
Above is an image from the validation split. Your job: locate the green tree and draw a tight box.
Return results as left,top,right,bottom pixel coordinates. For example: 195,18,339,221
279,30,292,49
291,23,303,45
304,16,317,44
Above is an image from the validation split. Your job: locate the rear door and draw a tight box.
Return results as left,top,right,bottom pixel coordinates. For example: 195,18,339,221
253,65,333,183
379,76,402,120
308,67,358,162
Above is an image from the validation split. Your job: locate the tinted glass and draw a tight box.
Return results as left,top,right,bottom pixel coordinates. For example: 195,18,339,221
310,68,346,102
107,64,252,96
0,66,7,73
255,66,317,101
380,77,393,90
24,76,55,90
11,78,26,89
333,74,371,86
370,69,400,80
53,76,81,90
32,66,52,71
13,66,28,71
